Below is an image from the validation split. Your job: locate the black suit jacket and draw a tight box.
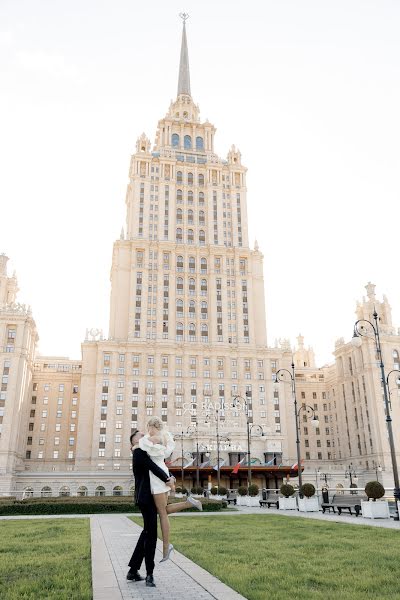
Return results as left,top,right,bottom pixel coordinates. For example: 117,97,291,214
132,447,170,505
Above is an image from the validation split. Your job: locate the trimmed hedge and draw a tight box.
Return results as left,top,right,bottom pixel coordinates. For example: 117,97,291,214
0,497,224,516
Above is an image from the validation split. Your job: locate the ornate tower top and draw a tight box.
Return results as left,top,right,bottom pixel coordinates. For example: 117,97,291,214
177,13,191,97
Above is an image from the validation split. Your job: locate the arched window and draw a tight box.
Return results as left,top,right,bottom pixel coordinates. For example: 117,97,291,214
188,229,194,244
23,487,34,498
129,485,135,496
176,277,184,294
198,174,205,186
172,133,180,147
77,486,88,497
201,301,208,317
189,300,196,315
201,279,208,295
41,486,52,498
184,135,192,149
187,190,194,204
196,136,204,150
201,324,208,342
189,323,196,341
176,228,183,243
113,485,123,497
176,255,184,271
188,172,194,185
199,229,205,245
59,485,70,497
176,299,184,317
200,257,207,273
199,210,205,224
176,189,183,203
189,278,196,295
177,171,183,184
188,209,194,224
95,486,106,497
176,322,184,341
176,208,183,223
189,256,195,272
198,191,205,205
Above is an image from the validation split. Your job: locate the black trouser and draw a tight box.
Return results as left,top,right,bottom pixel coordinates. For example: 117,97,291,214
128,501,157,575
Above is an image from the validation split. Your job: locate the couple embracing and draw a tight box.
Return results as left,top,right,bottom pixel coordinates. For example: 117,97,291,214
127,416,202,588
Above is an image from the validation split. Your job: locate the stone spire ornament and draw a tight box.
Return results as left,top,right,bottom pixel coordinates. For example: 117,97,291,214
177,13,191,96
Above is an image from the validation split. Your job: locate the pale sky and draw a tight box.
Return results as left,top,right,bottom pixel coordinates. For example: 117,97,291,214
1,0,399,365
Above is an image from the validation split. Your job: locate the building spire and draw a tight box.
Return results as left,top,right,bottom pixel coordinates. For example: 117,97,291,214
177,13,191,96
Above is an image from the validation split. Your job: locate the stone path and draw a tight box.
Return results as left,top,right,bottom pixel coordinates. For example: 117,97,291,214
91,514,247,600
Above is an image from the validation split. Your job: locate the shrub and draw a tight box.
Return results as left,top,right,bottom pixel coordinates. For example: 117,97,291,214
0,497,224,516
175,486,182,493
210,486,218,495
217,486,227,496
190,487,197,494
195,486,204,495
181,487,188,495
365,481,385,501
248,484,259,497
280,483,295,498
191,486,204,495
300,483,316,498
238,486,248,496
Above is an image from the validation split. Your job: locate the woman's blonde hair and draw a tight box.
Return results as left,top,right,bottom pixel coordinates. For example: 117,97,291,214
147,416,163,431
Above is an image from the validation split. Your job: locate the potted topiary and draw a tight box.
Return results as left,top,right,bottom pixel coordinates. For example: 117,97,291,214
279,483,297,510
217,486,228,497
175,486,182,497
362,481,390,519
210,486,218,496
237,485,248,506
246,483,260,506
298,483,319,512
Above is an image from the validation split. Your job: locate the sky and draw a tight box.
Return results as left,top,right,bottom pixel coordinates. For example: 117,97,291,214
1,0,399,365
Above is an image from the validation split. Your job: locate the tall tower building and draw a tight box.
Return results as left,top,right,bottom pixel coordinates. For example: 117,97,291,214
74,19,292,486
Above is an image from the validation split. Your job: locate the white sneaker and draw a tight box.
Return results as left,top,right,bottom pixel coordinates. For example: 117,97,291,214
187,496,203,511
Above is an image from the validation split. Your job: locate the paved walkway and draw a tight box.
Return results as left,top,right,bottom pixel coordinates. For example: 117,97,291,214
91,514,247,600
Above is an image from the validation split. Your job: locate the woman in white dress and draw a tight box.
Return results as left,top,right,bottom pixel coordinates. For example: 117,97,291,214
139,416,202,561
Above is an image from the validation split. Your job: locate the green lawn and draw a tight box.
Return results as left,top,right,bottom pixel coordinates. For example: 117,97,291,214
131,514,400,600
0,518,92,600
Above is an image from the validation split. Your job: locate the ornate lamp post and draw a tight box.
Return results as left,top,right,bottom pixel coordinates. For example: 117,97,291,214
276,361,319,490
352,311,400,520
345,464,358,493
233,395,265,487
187,422,200,488
374,463,383,482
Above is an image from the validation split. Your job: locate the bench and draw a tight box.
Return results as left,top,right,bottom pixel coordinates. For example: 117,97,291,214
226,490,237,505
321,493,367,516
259,490,280,509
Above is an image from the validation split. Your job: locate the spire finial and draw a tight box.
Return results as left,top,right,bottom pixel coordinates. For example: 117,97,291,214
177,13,191,96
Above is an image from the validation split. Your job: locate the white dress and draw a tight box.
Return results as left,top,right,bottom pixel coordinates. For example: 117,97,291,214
139,432,175,495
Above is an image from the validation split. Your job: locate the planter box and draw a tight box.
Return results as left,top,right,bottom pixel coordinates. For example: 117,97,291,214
279,496,297,510
298,496,319,512
361,500,390,519
246,496,260,507
237,496,247,506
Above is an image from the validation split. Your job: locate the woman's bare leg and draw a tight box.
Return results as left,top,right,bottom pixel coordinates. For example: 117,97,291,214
166,498,192,514
153,492,170,556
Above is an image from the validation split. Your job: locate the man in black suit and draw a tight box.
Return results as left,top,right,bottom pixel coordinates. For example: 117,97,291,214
127,429,173,588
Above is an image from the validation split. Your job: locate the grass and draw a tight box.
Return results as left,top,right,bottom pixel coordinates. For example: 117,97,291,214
130,514,400,600
0,518,92,600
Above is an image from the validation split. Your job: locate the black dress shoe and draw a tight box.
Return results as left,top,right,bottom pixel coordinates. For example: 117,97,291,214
126,569,144,581
145,574,156,587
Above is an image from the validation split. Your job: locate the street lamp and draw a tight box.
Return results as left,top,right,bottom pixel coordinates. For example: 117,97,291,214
233,395,266,487
276,361,319,490
345,464,358,493
187,423,200,489
352,311,400,519
174,426,197,490
204,405,229,490
374,463,383,482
